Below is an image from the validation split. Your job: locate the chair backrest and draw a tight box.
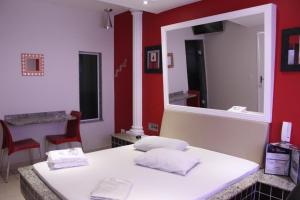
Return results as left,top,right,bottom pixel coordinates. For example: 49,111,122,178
66,111,81,142
0,120,14,154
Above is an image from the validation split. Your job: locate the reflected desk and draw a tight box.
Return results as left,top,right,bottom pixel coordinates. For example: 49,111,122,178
169,91,199,107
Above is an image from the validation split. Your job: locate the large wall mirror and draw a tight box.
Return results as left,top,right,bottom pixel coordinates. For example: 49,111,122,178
161,4,276,122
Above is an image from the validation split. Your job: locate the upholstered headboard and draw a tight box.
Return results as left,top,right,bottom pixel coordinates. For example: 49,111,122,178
160,109,269,165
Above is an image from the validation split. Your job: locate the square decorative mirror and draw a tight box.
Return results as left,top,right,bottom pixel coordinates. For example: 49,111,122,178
21,53,44,76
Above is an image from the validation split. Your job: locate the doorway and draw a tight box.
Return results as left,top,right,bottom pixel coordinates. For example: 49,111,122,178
257,32,264,112
185,40,207,108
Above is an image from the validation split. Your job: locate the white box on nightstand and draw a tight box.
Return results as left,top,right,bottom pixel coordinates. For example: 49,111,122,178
265,143,291,176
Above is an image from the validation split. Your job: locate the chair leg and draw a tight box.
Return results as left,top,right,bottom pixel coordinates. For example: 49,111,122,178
28,149,33,165
5,155,10,183
39,147,42,161
0,149,6,176
0,149,3,170
80,142,84,152
0,149,3,178
45,139,48,153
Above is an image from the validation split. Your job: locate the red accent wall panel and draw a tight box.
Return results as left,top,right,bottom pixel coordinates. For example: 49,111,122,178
114,12,133,133
269,0,300,146
114,0,300,144
142,13,164,135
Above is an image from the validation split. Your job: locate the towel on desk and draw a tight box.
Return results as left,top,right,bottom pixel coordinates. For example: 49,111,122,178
47,148,88,169
90,178,132,200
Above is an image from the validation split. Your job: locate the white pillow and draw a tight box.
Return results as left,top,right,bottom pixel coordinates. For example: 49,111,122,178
134,148,200,176
134,136,189,151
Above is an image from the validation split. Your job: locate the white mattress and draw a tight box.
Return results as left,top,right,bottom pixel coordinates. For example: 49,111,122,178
33,145,259,200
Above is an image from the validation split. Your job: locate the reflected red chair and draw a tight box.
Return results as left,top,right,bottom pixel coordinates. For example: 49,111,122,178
45,111,82,151
187,90,201,107
0,120,41,182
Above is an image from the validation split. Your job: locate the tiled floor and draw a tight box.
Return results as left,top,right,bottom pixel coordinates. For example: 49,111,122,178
0,173,25,200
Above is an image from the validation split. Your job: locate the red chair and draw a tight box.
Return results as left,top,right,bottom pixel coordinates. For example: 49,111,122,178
0,120,41,182
45,111,82,151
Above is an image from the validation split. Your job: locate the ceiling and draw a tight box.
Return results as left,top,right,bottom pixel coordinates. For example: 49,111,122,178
46,0,127,15
97,0,201,14
46,0,201,15
230,14,264,27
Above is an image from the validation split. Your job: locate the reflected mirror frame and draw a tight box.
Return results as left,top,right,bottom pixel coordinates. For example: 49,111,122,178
281,27,300,71
161,4,276,123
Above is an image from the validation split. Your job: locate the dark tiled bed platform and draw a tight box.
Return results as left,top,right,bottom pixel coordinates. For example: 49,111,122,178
227,182,290,200
209,170,295,200
18,167,295,200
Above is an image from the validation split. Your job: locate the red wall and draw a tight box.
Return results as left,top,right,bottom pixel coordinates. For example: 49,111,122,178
114,12,133,132
115,0,300,144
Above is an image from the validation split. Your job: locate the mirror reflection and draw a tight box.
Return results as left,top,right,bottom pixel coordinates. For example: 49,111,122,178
26,59,40,71
167,14,264,113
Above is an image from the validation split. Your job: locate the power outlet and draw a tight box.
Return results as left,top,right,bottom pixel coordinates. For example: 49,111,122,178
148,123,159,132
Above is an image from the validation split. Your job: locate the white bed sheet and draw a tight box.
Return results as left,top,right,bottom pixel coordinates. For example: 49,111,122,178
33,145,259,200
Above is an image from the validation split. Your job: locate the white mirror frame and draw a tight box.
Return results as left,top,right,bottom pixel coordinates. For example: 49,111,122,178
161,4,276,123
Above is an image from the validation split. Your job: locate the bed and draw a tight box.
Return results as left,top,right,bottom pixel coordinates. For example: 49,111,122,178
33,145,259,200
19,110,270,200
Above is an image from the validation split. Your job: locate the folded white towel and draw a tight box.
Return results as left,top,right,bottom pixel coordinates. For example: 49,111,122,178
47,148,87,163
48,159,88,170
90,178,132,200
47,148,88,169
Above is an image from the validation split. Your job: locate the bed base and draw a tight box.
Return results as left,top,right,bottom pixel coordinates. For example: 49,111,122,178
18,166,294,200
18,166,60,200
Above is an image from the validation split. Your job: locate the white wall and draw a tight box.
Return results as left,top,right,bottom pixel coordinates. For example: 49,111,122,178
166,27,204,94
0,0,114,166
205,22,263,111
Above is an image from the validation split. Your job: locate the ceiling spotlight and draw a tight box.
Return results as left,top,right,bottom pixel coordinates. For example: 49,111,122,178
104,8,113,30
143,0,148,5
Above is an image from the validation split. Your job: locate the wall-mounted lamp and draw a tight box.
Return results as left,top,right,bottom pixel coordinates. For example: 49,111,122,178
104,8,113,30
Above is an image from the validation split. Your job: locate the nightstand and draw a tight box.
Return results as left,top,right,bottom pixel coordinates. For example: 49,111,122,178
111,134,141,148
